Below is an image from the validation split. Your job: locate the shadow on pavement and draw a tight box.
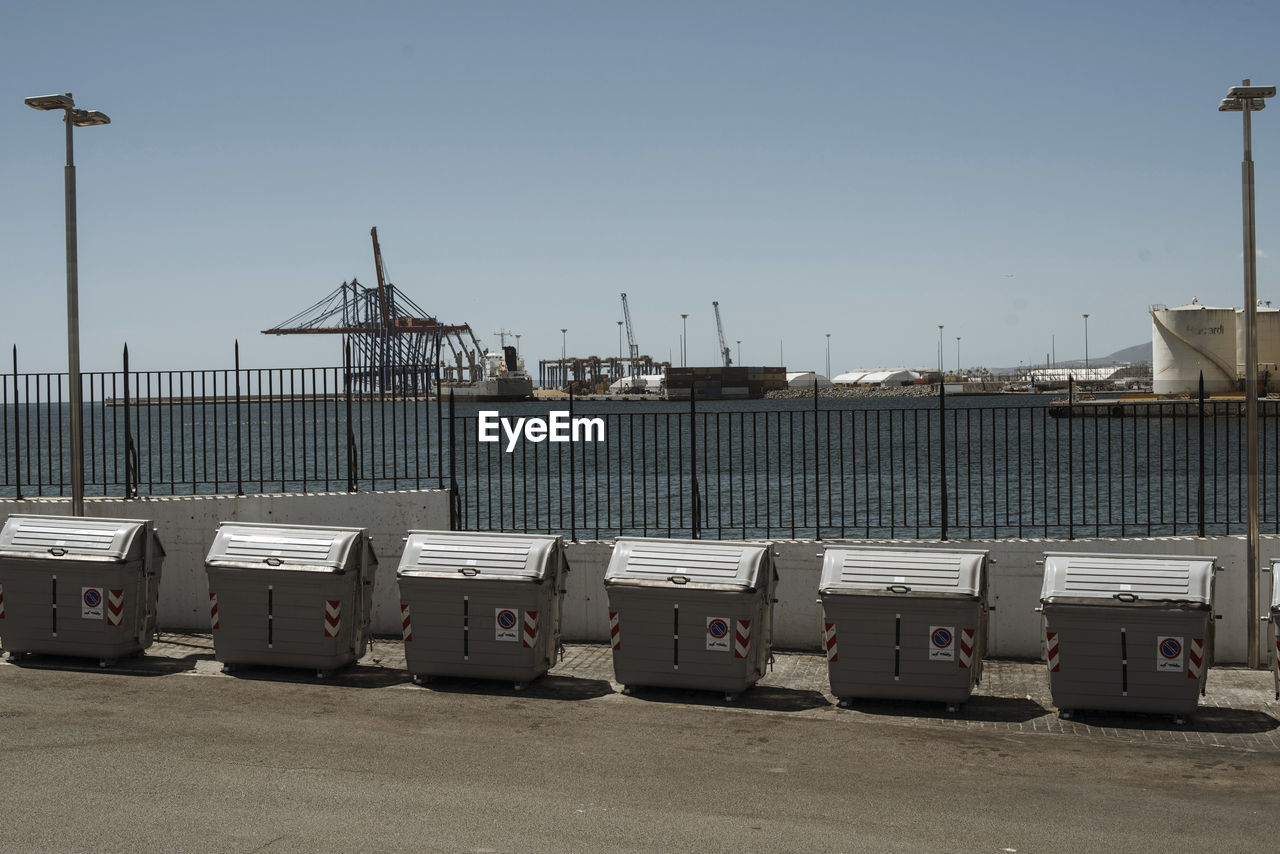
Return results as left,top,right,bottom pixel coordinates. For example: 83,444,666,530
622,683,831,712
410,673,614,702
838,695,1047,723
3,651,197,677
220,661,412,689
1063,706,1279,734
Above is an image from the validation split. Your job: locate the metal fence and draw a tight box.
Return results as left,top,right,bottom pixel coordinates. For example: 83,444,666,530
4,351,1279,541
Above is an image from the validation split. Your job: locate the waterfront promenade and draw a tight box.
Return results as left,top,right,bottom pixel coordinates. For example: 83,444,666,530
1,636,1276,853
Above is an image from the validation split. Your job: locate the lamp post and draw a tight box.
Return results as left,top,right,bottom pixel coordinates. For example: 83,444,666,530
1082,314,1090,372
24,92,111,517
736,340,742,365
825,333,831,379
616,320,623,381
560,328,567,390
1221,78,1275,668
956,337,961,376
680,313,688,367
937,325,944,376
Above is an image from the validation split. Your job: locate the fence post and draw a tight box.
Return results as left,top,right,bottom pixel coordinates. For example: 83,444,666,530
344,340,357,493
435,353,444,489
123,344,137,499
234,340,243,496
690,386,701,539
939,380,948,541
569,386,577,542
448,389,460,530
12,346,21,501
813,377,821,540
1198,370,1206,537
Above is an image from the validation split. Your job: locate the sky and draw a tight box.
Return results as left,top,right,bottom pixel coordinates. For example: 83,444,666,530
4,0,1280,377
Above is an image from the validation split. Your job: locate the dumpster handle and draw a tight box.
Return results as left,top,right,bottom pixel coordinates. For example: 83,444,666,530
48,547,66,556
459,567,479,577
265,557,283,567
668,575,690,585
887,584,911,593
1113,592,1138,602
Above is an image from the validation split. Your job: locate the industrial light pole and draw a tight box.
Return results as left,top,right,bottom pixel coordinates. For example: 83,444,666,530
937,325,944,376
680,313,688,367
736,340,742,365
616,320,623,380
24,92,111,517
956,337,961,376
825,333,831,379
1220,78,1275,668
1082,314,1090,372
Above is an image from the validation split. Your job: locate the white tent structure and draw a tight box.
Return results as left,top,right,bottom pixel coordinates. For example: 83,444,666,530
608,374,665,393
831,369,921,387
786,371,833,388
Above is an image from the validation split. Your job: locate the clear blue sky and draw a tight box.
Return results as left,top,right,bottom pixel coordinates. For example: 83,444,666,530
5,1,1279,375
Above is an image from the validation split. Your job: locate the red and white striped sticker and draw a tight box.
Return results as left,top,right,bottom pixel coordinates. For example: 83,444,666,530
1046,631,1060,672
400,603,412,642
734,619,751,659
209,592,219,630
106,589,124,626
324,599,341,637
958,628,975,669
522,609,539,648
823,622,838,662
609,611,621,651
1187,637,1205,680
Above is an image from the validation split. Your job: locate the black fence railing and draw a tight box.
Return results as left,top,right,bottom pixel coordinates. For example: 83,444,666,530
4,352,1279,542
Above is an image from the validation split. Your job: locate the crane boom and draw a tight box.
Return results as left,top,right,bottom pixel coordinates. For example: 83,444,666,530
713,301,732,366
370,226,393,329
620,292,641,389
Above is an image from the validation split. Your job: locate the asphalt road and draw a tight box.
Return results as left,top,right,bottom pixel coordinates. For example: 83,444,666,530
0,662,1274,854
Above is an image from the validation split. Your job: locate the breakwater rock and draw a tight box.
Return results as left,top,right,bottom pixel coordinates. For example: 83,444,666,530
765,385,939,400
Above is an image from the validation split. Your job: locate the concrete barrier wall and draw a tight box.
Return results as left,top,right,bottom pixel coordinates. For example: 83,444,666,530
2,494,1274,664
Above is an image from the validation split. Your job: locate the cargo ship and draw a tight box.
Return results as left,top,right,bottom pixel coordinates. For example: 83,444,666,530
439,346,534,402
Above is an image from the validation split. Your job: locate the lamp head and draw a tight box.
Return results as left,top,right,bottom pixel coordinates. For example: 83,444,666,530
70,109,110,127
1220,97,1265,112
1228,84,1277,100
24,93,74,111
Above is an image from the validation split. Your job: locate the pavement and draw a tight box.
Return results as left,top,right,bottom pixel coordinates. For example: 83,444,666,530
1,636,1278,852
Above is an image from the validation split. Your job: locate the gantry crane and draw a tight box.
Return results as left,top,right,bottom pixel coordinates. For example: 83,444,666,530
713,301,732,366
263,227,474,394
620,292,642,390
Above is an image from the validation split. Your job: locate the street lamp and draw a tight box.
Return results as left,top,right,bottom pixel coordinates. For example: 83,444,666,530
937,325,944,375
956,337,961,376
616,320,623,380
680,313,688,367
25,92,111,517
825,333,831,379
1082,314,1090,372
736,340,742,365
1220,77,1275,669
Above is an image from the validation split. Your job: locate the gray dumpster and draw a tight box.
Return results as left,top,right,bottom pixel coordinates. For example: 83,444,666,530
1040,551,1216,721
205,522,375,678
605,537,776,701
819,546,989,712
0,514,164,666
396,531,568,689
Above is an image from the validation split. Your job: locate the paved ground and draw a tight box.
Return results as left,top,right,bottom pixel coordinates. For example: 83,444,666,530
1,636,1278,852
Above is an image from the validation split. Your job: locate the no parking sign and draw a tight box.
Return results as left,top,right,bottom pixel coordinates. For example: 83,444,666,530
81,587,103,620
1156,636,1184,672
495,608,519,642
706,617,731,652
929,625,955,661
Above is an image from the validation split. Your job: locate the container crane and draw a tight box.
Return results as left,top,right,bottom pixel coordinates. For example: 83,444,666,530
713,301,732,366
620,292,642,391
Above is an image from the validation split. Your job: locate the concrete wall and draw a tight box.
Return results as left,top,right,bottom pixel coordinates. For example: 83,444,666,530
561,536,1278,665
0,491,450,633
2,492,1274,665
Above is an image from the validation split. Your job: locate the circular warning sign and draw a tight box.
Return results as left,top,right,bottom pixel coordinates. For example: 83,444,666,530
496,609,518,630
83,589,102,608
1159,637,1182,659
931,627,953,649
708,618,729,639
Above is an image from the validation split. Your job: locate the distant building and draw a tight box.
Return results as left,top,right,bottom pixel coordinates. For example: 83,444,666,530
786,371,833,388
831,369,921,387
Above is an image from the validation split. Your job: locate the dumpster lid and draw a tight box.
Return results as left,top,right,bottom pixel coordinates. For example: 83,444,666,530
1040,552,1216,607
397,531,562,581
819,547,987,598
604,537,772,590
206,522,368,573
0,514,158,562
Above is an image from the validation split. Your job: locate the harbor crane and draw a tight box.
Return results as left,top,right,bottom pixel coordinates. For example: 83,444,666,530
713,301,732,366
620,292,643,391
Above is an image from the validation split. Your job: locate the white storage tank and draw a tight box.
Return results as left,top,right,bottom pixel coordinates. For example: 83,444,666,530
1234,304,1280,380
1151,303,1237,395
